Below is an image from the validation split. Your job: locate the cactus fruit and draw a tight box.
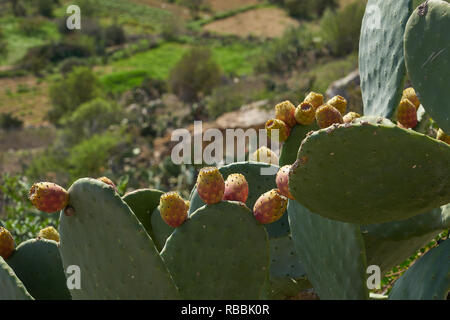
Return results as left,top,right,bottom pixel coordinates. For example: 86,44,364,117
196,167,225,205
276,165,294,200
250,146,279,165
303,92,324,111
327,95,347,115
159,192,189,228
97,176,117,191
265,119,290,142
253,189,288,224
0,227,15,259
29,182,69,213
437,129,450,145
275,101,297,127
295,102,315,125
396,99,418,129
402,87,421,110
343,112,362,124
315,104,344,129
37,226,60,242
223,173,249,203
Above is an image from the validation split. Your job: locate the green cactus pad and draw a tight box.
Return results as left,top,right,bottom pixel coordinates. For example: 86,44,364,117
7,238,71,300
161,201,270,299
58,178,179,300
279,123,318,167
289,117,450,224
288,200,369,300
389,238,450,300
404,0,450,132
266,235,311,299
0,257,33,300
189,161,290,238
122,188,164,245
150,207,174,251
359,0,412,118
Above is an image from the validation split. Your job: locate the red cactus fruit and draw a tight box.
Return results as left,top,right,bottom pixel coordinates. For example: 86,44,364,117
303,92,324,111
402,87,421,110
159,192,189,228
223,173,249,203
275,101,297,127
397,99,418,129
276,165,294,200
437,129,450,145
249,147,279,165
315,104,344,129
196,167,225,205
343,112,361,124
97,176,117,191
29,182,69,213
0,227,15,260
265,119,290,142
327,95,347,115
253,189,288,224
295,102,316,125
38,226,60,242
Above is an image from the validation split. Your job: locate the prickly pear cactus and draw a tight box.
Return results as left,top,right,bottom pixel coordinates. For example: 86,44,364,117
389,238,450,300
289,117,450,224
161,201,270,299
287,200,369,300
58,178,179,299
359,0,412,118
150,207,175,252
279,123,318,166
7,238,71,300
0,256,33,300
404,0,450,132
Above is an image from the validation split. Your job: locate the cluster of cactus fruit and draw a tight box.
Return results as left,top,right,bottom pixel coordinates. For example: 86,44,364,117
1,0,449,300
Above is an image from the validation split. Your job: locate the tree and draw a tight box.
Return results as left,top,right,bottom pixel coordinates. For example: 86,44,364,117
180,0,204,19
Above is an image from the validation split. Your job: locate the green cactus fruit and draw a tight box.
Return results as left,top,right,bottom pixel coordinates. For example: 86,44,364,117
38,226,59,242
276,165,294,200
275,101,297,127
7,238,71,300
343,111,362,124
294,102,316,126
249,146,279,165
196,166,225,205
159,192,189,228
189,162,290,239
161,201,270,299
0,227,15,260
289,116,450,224
404,0,450,133
279,122,318,167
315,104,343,129
303,92,324,111
223,173,249,203
253,189,288,224
396,99,418,129
29,182,69,213
327,95,347,115
150,207,174,252
97,176,117,191
0,256,33,300
437,128,450,145
58,178,179,299
402,87,421,110
122,188,164,243
265,119,290,142
359,0,412,118
287,199,369,300
389,238,450,300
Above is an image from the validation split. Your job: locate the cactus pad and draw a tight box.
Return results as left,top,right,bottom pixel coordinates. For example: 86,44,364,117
287,200,369,299
359,0,412,118
404,0,450,132
389,238,450,300
7,238,71,300
289,117,450,224
58,178,179,299
279,123,318,167
0,256,33,300
161,201,270,299
150,207,174,251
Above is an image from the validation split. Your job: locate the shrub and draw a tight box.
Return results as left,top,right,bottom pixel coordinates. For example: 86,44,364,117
104,24,126,47
320,0,366,56
0,30,7,58
36,0,55,18
48,66,103,124
18,17,45,36
169,47,222,102
270,0,338,20
59,57,88,75
0,113,23,130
